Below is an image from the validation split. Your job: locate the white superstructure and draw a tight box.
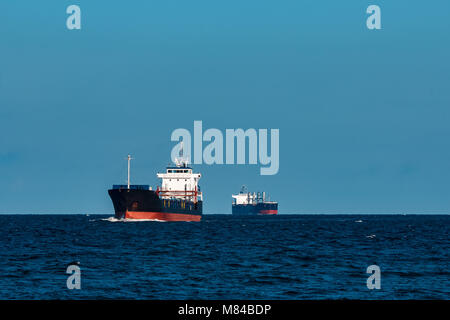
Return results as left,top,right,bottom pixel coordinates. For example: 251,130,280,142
232,192,256,205
156,156,202,202
232,186,269,205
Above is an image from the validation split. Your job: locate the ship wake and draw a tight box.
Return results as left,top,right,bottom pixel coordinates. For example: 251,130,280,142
101,217,167,223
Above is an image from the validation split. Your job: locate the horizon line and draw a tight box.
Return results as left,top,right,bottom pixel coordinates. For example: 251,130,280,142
0,212,449,215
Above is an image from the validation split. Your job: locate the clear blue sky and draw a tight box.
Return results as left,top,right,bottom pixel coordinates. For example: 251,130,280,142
0,1,449,214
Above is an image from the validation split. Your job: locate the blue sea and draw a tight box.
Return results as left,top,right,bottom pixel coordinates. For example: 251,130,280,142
0,214,448,299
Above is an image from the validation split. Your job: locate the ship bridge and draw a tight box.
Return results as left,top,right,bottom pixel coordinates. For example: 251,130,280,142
232,186,271,205
156,156,202,202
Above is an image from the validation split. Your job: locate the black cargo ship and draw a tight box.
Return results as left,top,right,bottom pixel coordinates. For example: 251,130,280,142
108,155,203,221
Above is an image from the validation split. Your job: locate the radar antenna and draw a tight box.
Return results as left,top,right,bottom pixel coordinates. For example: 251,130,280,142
174,141,189,167
126,154,133,189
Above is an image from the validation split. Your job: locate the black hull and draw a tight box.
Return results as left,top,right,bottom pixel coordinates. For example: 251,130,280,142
108,189,202,220
232,202,278,215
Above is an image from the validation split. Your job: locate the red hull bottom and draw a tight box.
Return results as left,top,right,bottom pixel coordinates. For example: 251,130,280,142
259,210,278,215
124,211,201,222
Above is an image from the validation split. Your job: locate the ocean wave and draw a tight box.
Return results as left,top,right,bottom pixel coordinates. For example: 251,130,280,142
1,214,448,299
100,217,122,222
124,218,167,222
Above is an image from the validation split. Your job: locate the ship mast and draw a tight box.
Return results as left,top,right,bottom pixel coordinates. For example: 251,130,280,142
127,154,133,190
175,141,189,167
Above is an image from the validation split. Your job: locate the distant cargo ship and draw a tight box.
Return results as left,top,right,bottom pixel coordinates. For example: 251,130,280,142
108,154,203,222
232,186,278,215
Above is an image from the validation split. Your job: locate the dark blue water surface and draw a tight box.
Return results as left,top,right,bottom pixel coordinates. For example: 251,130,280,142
0,214,448,299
